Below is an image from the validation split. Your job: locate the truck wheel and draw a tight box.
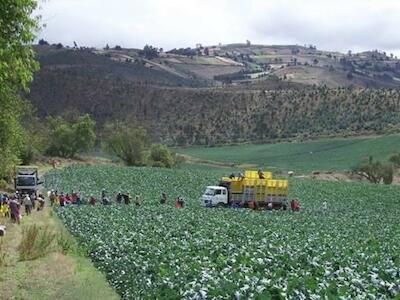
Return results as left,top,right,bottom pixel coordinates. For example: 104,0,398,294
216,203,225,208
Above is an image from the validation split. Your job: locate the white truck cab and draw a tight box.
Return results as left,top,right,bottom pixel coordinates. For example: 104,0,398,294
201,186,228,207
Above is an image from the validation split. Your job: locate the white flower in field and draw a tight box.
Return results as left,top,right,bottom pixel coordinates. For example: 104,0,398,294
260,278,271,285
256,285,265,293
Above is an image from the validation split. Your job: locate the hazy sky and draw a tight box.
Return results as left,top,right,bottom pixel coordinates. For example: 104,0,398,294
38,0,400,55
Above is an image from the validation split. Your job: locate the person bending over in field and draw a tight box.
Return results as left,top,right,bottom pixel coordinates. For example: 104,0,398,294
59,193,66,207
160,192,167,204
135,195,141,207
115,192,122,204
89,196,97,206
175,196,185,208
124,192,131,205
49,190,55,206
290,199,300,212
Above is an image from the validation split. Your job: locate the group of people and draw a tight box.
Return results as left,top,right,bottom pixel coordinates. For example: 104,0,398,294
160,192,185,208
49,190,82,207
94,190,140,207
89,190,186,208
0,192,45,225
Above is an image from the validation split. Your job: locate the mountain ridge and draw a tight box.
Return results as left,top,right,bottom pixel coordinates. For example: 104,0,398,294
27,43,400,145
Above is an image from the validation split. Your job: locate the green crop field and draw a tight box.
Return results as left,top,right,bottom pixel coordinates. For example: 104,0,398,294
179,134,400,173
46,166,400,299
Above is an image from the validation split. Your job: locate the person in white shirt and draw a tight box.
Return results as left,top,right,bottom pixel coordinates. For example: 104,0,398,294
23,194,32,215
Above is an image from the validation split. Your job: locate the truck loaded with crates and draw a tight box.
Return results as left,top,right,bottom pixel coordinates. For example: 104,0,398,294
201,170,290,209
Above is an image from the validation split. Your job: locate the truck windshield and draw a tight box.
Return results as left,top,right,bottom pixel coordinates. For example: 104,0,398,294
17,177,36,186
204,188,215,196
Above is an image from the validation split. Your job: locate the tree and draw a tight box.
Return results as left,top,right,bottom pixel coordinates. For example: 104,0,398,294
204,47,209,56
19,103,47,164
46,115,96,158
139,45,159,59
38,38,48,45
149,144,176,168
102,122,148,166
352,156,393,184
380,163,394,185
389,153,400,167
0,0,40,180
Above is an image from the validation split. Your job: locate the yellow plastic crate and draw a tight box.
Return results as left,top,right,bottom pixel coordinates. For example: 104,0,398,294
244,170,272,179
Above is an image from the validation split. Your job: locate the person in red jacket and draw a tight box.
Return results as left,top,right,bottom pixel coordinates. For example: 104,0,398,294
290,199,300,212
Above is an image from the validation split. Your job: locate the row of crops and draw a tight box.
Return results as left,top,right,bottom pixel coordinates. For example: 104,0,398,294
46,166,400,299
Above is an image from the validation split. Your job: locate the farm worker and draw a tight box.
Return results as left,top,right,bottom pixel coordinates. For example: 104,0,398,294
37,195,45,211
59,193,66,207
238,172,245,180
135,195,141,207
101,189,107,200
267,202,273,210
55,191,60,206
9,198,21,224
49,190,55,206
65,193,72,204
102,197,111,205
30,192,36,209
175,197,182,208
258,169,265,179
1,201,10,218
229,173,235,179
115,192,122,204
321,201,328,211
23,194,32,215
160,192,167,204
290,199,300,212
76,191,81,206
89,196,96,206
71,191,77,204
177,196,185,208
51,158,57,169
124,192,131,205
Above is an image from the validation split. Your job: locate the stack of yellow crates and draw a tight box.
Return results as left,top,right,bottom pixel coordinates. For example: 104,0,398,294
221,170,288,199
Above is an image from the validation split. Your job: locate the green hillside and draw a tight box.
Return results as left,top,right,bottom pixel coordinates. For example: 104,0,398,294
179,135,400,172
